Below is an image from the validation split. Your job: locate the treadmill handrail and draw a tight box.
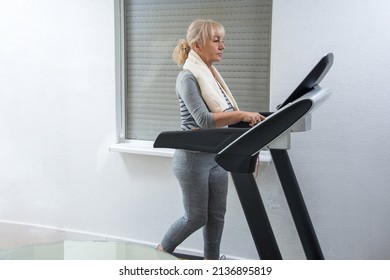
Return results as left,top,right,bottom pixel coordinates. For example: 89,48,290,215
153,127,248,154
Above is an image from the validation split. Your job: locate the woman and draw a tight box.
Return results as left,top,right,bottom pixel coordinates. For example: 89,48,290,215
157,19,264,259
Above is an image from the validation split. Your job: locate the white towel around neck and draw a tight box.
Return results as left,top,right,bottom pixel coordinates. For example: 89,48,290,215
182,50,239,113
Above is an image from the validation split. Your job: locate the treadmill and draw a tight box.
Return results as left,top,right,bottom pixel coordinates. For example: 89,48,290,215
154,53,334,260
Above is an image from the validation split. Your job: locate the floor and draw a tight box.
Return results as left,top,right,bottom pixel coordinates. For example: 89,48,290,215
0,221,113,250
0,222,201,259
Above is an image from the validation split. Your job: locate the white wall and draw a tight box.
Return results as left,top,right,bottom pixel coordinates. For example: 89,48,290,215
0,0,389,260
270,0,390,259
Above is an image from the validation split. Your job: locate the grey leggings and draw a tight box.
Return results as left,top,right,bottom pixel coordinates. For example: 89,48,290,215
161,149,228,259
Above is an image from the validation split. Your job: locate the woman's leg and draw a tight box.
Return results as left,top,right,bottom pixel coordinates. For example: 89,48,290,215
203,164,228,260
160,150,211,253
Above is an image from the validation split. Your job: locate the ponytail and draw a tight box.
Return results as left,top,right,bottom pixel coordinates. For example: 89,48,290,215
172,39,190,66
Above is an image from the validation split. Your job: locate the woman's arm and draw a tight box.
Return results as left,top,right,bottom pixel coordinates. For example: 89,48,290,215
177,71,265,128
213,111,265,128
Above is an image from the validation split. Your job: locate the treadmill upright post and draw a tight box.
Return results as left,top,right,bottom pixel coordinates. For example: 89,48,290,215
270,149,324,260
231,172,282,260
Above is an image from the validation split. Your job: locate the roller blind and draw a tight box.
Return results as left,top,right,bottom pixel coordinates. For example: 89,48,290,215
124,0,272,140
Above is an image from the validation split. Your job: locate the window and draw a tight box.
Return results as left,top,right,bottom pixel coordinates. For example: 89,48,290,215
114,0,272,143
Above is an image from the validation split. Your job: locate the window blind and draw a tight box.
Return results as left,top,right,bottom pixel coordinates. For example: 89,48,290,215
125,0,272,140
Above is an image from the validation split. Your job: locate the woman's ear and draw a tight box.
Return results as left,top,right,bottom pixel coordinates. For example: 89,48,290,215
193,42,202,53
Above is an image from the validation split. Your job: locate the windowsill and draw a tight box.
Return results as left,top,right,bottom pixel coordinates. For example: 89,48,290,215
109,140,272,164
109,140,174,157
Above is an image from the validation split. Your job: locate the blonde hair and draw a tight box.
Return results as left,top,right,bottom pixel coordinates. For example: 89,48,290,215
172,19,225,66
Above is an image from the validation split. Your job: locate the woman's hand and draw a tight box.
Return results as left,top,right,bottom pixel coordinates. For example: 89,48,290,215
241,112,266,127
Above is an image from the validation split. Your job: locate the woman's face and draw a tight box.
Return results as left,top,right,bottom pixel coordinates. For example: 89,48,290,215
196,33,225,68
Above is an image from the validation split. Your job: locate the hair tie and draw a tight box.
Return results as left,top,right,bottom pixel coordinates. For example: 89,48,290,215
181,41,190,53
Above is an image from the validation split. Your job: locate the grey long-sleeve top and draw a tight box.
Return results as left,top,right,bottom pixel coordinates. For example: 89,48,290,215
176,70,234,130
